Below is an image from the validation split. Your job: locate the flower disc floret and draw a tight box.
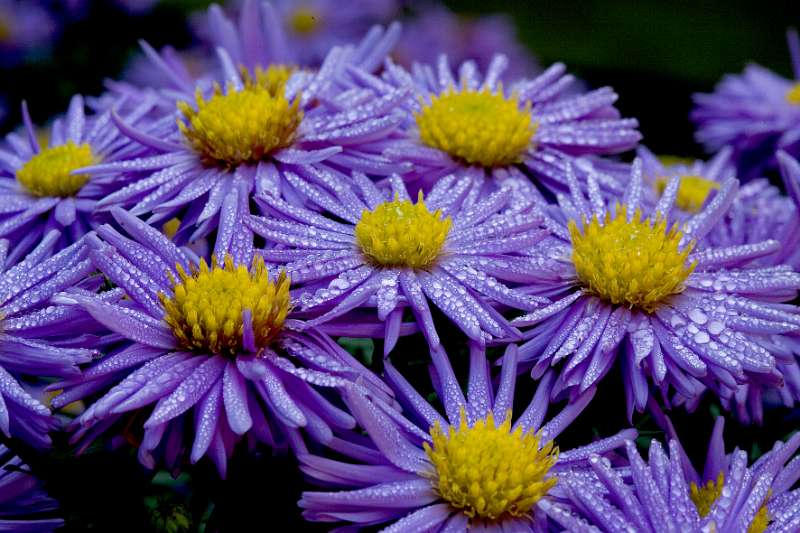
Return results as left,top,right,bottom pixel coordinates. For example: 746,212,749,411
355,191,451,269
655,174,720,213
424,411,558,521
569,206,696,312
160,255,290,356
242,65,294,95
178,72,302,167
691,473,770,533
16,142,95,197
415,86,536,168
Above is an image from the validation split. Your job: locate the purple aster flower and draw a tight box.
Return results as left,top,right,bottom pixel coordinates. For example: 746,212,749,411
247,172,550,352
53,208,394,477
359,53,640,199
547,415,800,532
0,444,62,532
729,150,800,417
0,233,96,447
511,159,800,419
299,342,637,531
82,31,408,254
638,145,797,260
0,96,156,262
394,3,540,81
692,29,800,179
639,146,800,422
637,146,736,215
0,0,57,67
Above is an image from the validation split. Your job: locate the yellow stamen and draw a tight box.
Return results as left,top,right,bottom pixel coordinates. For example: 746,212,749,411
655,174,720,213
241,65,294,96
690,473,770,533
424,410,558,521
415,86,536,168
569,205,695,313
657,155,696,167
178,68,301,167
786,82,800,104
45,389,84,416
162,218,181,239
16,142,96,198
354,191,451,269
290,7,320,35
160,255,290,356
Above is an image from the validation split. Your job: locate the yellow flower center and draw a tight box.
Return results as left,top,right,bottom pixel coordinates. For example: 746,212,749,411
415,87,536,168
241,65,294,95
655,174,720,213
786,82,800,104
690,473,770,533
160,255,290,356
16,142,96,198
424,410,558,521
289,7,320,34
569,206,695,313
657,155,696,167
161,218,181,239
354,192,451,269
178,69,301,168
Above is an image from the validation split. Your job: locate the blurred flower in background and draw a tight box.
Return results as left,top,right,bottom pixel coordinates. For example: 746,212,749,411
267,0,397,66
0,0,57,68
394,2,540,79
693,29,800,179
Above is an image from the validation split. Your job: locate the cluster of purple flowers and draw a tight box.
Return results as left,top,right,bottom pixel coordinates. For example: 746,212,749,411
1,1,800,531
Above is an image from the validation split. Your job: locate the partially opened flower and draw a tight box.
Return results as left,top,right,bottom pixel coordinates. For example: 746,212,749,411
512,159,800,418
0,95,155,262
0,444,63,532
299,343,636,531
248,173,548,352
0,233,98,447
53,208,393,477
548,415,800,532
692,29,800,179
82,34,408,252
370,53,640,198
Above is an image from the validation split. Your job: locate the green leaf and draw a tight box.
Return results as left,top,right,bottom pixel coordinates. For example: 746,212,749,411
337,337,374,366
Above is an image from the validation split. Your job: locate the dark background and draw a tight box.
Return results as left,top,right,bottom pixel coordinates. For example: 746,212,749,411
2,1,800,531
